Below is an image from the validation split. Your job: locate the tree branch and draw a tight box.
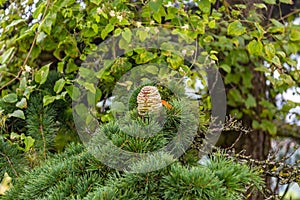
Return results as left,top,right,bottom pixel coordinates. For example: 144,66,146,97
274,121,300,140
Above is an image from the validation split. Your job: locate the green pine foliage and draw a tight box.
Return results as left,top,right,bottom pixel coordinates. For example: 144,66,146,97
3,143,112,200
25,94,57,157
3,98,263,199
3,142,262,200
0,137,28,178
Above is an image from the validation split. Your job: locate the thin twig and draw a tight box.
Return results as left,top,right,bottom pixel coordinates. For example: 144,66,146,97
39,124,47,159
0,152,19,177
280,183,290,200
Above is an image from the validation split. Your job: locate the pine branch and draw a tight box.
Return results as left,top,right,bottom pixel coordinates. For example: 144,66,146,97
0,152,18,177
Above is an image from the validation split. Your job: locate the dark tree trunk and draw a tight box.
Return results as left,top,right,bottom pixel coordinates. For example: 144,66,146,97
234,69,271,200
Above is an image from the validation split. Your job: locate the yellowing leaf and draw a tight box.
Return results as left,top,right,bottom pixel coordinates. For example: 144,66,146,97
279,0,293,4
0,173,12,195
16,98,27,109
254,3,267,9
227,20,246,36
264,43,276,59
247,40,263,56
272,56,281,66
290,27,300,41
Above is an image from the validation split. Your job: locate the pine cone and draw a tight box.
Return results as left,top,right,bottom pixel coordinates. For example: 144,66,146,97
137,86,162,116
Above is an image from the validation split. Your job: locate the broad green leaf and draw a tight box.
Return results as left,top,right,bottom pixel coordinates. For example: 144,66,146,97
114,28,123,36
23,136,35,151
57,62,64,73
8,110,25,120
19,77,27,90
227,20,246,36
279,0,293,4
254,66,270,73
32,1,46,18
65,85,80,100
245,94,257,109
261,119,277,135
242,69,252,88
122,28,132,43
37,31,47,43
111,102,126,112
0,47,15,64
263,0,276,4
79,67,95,79
84,82,96,94
252,120,260,129
6,19,26,29
229,89,242,100
43,95,56,106
119,38,128,49
92,24,98,34
220,64,231,73
271,56,281,66
40,12,57,35
208,20,216,29
153,12,161,23
87,91,95,106
225,73,240,84
101,24,114,39
254,3,267,9
136,51,157,64
254,23,265,39
210,54,218,61
90,0,102,5
199,0,211,14
290,27,300,41
166,6,177,20
35,63,51,84
65,61,78,73
30,46,41,61
144,65,159,74
54,0,76,10
136,29,148,41
82,28,97,37
75,103,88,117
276,51,286,58
54,78,65,93
264,43,275,59
16,98,27,109
247,40,263,56
10,132,20,140
149,0,162,12
3,93,18,103
203,35,214,43
268,19,285,33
